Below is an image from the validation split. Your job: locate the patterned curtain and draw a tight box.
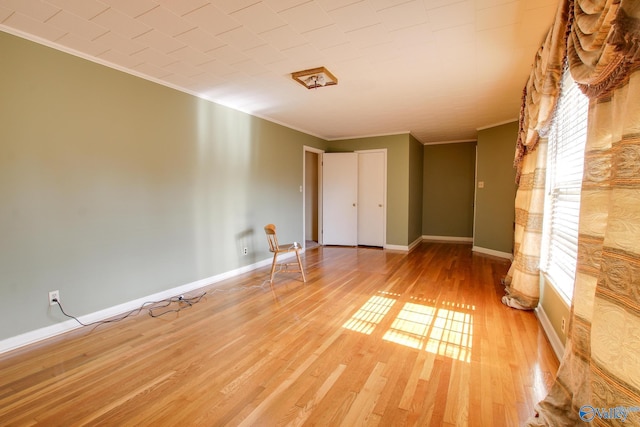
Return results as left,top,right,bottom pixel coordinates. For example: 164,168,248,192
523,0,640,425
502,0,570,309
502,139,547,309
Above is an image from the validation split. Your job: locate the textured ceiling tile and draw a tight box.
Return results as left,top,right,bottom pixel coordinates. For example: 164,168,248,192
278,1,333,33
186,72,227,91
360,40,400,64
476,1,522,31
426,0,474,31
377,0,428,31
134,28,185,54
162,72,198,88
390,22,434,48
519,4,556,39
131,46,174,68
1,0,60,21
167,45,213,66
136,6,196,37
54,32,109,56
475,0,518,9
280,41,324,64
133,61,171,79
316,0,361,12
230,2,287,34
182,3,240,36
433,22,475,46
423,0,456,10
230,58,270,77
92,7,151,39
0,5,13,21
97,48,144,68
259,24,307,51
160,0,210,16
197,58,237,76
302,24,349,50
93,30,146,55
344,23,392,50
216,26,266,51
47,9,108,39
44,0,109,20
262,0,311,13
371,0,412,11
1,12,67,41
328,1,378,32
244,43,287,65
526,0,557,9
98,0,158,18
207,43,250,65
318,40,361,62
163,60,202,78
265,56,302,75
210,0,263,14
175,27,226,53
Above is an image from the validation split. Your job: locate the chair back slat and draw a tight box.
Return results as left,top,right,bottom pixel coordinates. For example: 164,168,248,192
264,224,279,252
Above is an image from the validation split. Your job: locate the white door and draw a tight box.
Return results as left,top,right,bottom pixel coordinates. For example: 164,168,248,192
358,151,385,247
322,152,358,246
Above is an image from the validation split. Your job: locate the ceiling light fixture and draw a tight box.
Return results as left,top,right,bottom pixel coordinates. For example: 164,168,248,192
291,66,338,89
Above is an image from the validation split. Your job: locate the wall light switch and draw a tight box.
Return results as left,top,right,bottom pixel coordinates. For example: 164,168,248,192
478,181,485,189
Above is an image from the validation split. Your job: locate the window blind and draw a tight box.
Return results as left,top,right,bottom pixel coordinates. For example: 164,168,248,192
541,68,589,302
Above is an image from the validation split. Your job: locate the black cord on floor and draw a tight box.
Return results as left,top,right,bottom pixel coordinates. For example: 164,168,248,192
50,276,278,327
147,293,206,318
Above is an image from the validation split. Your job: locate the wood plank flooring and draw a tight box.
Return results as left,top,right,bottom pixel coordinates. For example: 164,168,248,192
0,242,559,426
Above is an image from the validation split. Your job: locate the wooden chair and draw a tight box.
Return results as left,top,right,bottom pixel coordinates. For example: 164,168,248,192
264,224,306,283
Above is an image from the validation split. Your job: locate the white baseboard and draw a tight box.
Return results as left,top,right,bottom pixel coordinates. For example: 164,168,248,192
408,236,423,252
384,244,409,251
385,236,423,252
472,245,514,260
385,236,473,252
535,305,565,361
423,235,473,243
0,255,281,355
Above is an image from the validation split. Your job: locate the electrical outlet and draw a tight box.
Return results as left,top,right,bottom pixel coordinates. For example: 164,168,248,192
561,317,566,333
49,290,60,306
243,247,248,255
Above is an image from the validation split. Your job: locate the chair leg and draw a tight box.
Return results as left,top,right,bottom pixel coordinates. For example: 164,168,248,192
269,253,278,283
295,249,306,282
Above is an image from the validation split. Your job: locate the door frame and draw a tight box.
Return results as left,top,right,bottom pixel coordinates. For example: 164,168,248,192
303,146,324,249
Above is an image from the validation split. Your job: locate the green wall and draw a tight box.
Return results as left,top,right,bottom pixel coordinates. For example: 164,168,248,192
0,30,527,346
408,135,424,245
0,32,325,340
540,275,570,347
475,122,518,254
423,142,476,238
327,134,412,246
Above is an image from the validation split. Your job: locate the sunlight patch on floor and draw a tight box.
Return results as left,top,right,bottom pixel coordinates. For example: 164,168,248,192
345,293,475,362
342,295,396,335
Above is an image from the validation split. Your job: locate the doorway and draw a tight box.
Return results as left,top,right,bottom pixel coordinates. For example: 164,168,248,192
303,146,323,249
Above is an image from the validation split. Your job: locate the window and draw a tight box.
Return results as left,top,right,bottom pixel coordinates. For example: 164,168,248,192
540,68,589,302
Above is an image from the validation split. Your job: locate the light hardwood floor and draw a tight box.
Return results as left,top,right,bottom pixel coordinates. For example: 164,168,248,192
0,243,559,426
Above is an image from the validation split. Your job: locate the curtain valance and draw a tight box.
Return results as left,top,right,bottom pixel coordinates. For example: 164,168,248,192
570,0,640,97
514,0,640,183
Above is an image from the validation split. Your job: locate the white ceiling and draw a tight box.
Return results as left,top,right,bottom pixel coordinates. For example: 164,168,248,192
0,0,558,144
